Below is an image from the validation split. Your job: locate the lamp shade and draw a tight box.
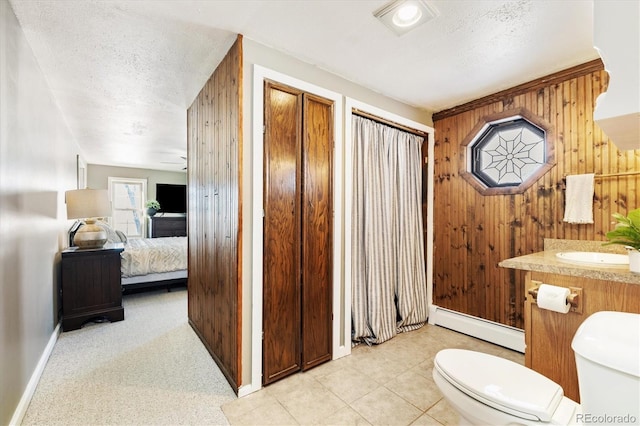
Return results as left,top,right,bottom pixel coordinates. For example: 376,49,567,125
65,189,111,219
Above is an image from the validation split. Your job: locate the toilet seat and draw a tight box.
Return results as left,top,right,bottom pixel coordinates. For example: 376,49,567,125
434,349,564,422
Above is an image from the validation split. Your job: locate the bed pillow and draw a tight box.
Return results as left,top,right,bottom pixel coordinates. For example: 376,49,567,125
115,230,128,244
94,220,121,243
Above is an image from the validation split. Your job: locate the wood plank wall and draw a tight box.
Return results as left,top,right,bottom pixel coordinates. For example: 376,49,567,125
187,35,243,391
432,59,640,329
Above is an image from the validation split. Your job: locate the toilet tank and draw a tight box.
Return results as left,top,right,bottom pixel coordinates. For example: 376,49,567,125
571,311,640,424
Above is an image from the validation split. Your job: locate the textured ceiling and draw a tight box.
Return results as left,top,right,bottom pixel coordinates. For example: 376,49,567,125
9,0,599,172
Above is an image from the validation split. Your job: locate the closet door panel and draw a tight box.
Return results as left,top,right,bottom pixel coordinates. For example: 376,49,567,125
263,83,302,384
300,94,333,370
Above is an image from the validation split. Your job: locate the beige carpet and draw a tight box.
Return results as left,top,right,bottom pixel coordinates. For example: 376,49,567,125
22,288,236,425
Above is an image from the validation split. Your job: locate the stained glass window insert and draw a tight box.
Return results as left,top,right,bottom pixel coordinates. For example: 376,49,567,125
469,118,546,188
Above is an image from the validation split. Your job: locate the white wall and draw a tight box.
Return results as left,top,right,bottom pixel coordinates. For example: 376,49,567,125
0,1,80,423
239,38,432,394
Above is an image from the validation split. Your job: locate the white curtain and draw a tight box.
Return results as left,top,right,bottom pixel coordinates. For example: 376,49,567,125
352,115,428,345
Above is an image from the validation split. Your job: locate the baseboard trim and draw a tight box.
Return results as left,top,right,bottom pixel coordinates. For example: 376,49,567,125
9,322,61,426
237,383,261,398
428,306,525,353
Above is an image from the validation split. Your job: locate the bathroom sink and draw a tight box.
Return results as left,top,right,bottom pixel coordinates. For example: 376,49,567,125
555,251,629,265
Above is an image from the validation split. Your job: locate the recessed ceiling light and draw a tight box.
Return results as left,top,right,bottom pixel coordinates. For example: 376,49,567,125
393,4,421,27
374,0,438,36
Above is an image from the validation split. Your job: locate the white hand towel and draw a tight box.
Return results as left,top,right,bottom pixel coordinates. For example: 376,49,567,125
563,173,595,224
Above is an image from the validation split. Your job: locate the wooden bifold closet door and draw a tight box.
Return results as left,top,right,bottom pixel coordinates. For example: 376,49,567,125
262,80,333,385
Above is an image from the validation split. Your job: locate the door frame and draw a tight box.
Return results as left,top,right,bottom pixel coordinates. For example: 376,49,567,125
250,66,345,395
248,66,435,396
345,97,435,346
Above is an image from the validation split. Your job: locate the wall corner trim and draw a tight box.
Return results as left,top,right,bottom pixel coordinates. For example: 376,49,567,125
433,59,604,121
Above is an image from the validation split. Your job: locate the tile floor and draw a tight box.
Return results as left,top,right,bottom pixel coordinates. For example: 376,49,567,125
221,324,523,425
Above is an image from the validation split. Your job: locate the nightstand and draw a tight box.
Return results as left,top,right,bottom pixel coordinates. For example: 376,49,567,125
61,243,125,331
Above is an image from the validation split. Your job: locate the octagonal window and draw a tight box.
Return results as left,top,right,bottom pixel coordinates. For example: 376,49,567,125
469,117,546,187
461,109,554,195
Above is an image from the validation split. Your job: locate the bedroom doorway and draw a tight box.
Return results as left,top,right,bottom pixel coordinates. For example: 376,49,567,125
262,80,334,385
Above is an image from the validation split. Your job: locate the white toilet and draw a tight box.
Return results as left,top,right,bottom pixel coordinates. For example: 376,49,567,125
432,311,640,425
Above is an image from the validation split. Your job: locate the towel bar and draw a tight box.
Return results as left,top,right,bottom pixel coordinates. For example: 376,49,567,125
563,171,640,180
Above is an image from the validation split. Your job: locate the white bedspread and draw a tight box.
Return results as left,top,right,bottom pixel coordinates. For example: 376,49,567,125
121,237,187,277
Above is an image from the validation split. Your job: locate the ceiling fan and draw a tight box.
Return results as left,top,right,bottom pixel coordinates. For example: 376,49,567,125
161,156,187,170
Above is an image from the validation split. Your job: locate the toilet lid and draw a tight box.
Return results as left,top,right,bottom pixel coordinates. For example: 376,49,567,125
434,349,564,422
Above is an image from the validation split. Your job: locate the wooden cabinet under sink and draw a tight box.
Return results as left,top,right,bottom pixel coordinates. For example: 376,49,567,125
524,271,640,402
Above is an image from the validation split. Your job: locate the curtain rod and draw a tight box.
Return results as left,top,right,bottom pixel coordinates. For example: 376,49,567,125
352,109,428,138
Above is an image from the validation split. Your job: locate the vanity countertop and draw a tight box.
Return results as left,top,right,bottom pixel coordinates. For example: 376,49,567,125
499,250,640,284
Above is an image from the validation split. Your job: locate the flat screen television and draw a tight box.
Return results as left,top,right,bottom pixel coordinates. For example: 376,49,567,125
156,183,187,213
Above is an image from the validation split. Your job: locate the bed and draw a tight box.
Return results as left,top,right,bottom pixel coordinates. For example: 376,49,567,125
80,220,188,292
120,236,188,292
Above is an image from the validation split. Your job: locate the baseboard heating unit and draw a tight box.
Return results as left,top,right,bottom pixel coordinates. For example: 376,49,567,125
428,306,525,353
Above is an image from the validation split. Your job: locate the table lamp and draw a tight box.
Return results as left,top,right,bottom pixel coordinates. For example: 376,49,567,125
65,189,111,249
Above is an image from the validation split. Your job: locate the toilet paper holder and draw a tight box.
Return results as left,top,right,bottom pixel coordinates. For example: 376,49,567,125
528,282,583,314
